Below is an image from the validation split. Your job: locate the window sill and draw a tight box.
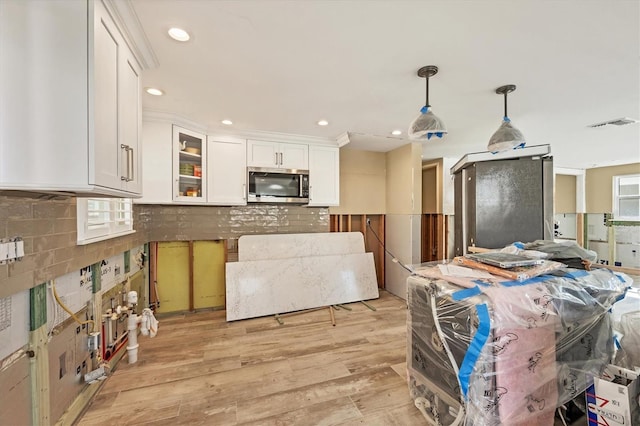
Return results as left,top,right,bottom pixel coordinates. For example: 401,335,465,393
77,230,137,246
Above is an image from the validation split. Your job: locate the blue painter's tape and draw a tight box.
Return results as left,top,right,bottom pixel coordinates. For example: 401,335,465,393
500,275,553,287
452,286,482,301
472,279,492,287
458,304,491,400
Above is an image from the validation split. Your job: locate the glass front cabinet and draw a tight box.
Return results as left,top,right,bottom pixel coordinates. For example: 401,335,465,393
173,125,207,203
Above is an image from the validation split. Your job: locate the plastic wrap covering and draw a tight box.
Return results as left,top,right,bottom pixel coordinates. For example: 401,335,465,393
407,264,632,426
612,288,640,370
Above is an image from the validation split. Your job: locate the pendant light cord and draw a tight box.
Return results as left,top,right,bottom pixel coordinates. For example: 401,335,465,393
425,76,430,108
503,92,508,119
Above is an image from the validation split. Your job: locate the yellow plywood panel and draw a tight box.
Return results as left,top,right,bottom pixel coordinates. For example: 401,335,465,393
156,242,190,313
193,241,226,309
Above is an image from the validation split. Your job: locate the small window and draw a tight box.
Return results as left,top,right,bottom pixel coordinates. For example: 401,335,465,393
77,198,134,245
613,174,640,221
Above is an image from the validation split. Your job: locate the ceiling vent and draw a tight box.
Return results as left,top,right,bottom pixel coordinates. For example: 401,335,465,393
588,117,639,128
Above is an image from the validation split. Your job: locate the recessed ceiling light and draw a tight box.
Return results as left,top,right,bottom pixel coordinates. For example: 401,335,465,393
168,27,190,42
145,87,164,96
391,130,402,136
221,119,233,125
317,120,329,126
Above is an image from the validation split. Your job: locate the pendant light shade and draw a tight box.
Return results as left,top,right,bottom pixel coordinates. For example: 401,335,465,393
408,65,447,140
487,84,526,153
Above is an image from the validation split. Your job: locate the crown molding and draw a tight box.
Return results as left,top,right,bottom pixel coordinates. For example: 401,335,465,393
103,0,159,69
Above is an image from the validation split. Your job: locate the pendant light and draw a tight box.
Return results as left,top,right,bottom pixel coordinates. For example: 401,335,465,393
487,84,526,153
408,65,447,140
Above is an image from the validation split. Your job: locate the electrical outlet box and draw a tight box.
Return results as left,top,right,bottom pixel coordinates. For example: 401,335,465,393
87,332,100,351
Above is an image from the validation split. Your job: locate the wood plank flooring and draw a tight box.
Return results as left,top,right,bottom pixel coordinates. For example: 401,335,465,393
76,291,425,425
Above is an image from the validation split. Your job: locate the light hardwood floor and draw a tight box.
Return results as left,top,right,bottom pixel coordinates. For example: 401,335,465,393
77,291,426,425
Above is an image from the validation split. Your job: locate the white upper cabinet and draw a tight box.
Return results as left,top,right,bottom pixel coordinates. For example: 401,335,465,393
247,140,308,170
173,126,207,203
135,121,173,204
207,137,247,205
0,0,142,197
308,146,340,206
136,120,339,206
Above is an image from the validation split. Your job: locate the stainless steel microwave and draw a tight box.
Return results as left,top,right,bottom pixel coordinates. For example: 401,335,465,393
247,167,309,204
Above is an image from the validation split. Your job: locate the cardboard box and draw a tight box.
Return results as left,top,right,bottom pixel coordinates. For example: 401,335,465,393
586,365,640,426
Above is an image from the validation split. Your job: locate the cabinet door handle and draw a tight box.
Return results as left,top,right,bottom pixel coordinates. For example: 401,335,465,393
120,144,129,181
279,152,283,166
274,152,278,166
127,146,134,182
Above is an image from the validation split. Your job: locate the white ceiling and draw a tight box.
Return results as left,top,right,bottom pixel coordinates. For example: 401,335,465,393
130,0,639,170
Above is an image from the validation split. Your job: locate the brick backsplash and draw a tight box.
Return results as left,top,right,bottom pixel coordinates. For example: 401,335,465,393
0,194,328,298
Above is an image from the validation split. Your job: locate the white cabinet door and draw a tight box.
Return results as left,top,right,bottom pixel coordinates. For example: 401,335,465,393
280,143,308,170
173,126,207,203
308,146,340,206
92,1,121,189
247,140,279,168
135,121,173,204
119,48,142,194
247,140,308,169
207,138,247,205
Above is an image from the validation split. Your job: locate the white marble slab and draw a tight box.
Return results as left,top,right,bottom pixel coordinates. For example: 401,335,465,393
226,253,379,321
238,232,365,261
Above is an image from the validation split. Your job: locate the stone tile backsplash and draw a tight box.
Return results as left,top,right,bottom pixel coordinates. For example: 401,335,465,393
0,194,328,298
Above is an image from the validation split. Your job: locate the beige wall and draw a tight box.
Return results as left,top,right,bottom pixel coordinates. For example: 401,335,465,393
386,143,422,215
555,174,577,213
330,148,386,215
422,159,443,213
586,163,640,213
422,165,438,213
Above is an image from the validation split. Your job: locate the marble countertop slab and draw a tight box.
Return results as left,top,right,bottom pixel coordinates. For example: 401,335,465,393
226,252,379,321
238,232,366,261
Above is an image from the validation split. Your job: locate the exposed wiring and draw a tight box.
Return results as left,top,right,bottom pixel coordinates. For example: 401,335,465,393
366,219,414,273
46,283,58,339
51,280,96,333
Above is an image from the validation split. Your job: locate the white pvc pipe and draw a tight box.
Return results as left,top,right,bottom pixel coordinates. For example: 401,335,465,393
126,313,141,364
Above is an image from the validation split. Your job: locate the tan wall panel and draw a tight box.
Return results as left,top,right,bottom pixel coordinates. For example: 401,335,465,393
555,174,577,213
386,143,422,215
156,242,190,313
0,355,31,425
422,166,438,213
193,240,226,310
330,149,386,215
586,163,640,213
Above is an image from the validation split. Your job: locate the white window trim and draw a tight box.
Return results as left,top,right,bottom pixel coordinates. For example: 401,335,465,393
77,198,135,245
612,173,640,221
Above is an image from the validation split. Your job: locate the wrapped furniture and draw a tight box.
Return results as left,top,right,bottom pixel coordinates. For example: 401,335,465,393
407,264,632,425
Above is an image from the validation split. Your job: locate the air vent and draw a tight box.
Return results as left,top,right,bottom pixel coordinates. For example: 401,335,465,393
588,117,639,128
